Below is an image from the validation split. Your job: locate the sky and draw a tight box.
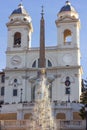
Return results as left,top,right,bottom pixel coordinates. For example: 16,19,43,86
0,0,87,79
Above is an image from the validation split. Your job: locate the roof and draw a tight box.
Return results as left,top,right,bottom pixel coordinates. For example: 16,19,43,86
59,1,76,13
11,3,29,16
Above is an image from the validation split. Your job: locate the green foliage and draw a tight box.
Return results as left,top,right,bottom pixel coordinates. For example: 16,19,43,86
79,91,87,119
80,91,87,104
79,106,85,119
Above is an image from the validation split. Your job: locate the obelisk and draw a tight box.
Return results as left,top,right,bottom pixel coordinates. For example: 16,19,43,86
38,6,46,77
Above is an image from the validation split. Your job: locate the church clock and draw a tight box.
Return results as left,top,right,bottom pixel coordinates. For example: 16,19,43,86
11,55,22,65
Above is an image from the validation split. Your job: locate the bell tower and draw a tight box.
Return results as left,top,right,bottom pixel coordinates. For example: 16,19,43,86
55,1,82,101
55,1,81,66
56,1,80,48
4,3,33,103
6,3,33,69
6,3,33,51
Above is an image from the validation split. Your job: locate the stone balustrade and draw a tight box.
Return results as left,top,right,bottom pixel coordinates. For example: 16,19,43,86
0,120,28,129
0,120,86,130
57,120,85,129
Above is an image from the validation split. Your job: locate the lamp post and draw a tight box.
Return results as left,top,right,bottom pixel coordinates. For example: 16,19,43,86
20,88,23,103
85,104,87,130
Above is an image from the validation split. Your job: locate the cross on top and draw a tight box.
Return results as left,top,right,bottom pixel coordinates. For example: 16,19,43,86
41,5,44,18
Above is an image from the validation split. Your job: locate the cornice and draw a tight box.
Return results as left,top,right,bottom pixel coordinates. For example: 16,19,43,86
6,46,80,54
4,65,82,72
7,20,30,27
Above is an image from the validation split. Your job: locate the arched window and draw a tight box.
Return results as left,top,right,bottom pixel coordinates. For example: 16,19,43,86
48,60,52,67
1,87,4,96
14,32,21,47
32,60,36,68
64,29,72,44
32,59,52,68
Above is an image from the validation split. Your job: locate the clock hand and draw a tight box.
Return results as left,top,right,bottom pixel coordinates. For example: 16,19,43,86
13,59,19,62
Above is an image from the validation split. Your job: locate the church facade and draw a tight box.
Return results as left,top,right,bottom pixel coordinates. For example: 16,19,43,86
0,1,82,105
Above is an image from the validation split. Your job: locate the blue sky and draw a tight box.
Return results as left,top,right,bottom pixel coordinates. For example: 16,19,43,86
0,0,87,79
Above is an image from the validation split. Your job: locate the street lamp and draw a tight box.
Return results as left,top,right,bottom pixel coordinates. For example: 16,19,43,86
85,104,87,130
20,88,23,103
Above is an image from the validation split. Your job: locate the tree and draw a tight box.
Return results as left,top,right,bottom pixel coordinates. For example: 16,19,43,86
79,91,87,119
81,79,87,92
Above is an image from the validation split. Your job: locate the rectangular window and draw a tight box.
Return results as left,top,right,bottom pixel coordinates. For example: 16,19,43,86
13,89,17,96
65,87,70,94
1,87,4,96
1,75,5,83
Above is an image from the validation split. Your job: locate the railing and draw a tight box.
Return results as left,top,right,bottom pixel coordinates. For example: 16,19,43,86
0,120,85,130
53,101,72,108
1,120,28,128
59,120,85,129
23,102,35,107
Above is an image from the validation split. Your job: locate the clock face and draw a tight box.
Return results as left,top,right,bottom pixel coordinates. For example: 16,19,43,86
11,55,21,65
63,54,72,63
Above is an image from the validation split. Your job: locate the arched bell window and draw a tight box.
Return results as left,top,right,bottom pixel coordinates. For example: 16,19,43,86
64,29,72,45
14,32,21,47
